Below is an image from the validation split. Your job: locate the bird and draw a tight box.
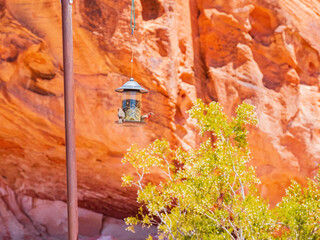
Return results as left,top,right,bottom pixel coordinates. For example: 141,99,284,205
211,192,225,212
216,192,224,210
141,112,154,122
117,108,125,123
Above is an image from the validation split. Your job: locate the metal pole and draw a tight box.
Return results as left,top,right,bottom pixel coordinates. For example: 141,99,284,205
61,0,78,239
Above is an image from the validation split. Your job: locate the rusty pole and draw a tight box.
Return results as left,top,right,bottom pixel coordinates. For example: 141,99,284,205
61,0,78,239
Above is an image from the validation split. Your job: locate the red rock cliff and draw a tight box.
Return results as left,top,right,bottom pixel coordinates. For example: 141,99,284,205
0,0,319,228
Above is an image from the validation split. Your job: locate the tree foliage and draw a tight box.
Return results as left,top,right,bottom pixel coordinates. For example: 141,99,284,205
275,177,320,239
121,99,320,240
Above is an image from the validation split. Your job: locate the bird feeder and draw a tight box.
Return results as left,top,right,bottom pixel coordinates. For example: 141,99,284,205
115,78,148,125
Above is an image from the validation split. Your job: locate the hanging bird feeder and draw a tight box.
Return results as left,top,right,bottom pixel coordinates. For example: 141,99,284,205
115,78,149,125
115,0,154,126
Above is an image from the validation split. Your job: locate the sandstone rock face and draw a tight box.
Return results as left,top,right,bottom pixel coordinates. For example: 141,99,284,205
194,0,320,205
0,0,319,238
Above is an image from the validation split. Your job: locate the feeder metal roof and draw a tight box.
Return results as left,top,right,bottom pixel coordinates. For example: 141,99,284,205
115,78,148,93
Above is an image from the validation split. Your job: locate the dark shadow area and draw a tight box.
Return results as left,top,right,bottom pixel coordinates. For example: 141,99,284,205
140,0,164,21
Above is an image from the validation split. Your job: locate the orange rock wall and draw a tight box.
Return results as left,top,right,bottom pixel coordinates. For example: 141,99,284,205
0,0,319,224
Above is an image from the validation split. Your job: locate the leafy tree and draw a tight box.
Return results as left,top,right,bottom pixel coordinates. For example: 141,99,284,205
121,99,276,240
275,172,320,239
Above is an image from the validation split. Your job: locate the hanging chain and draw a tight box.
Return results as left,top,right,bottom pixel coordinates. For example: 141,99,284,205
130,0,135,35
130,0,135,78
130,35,134,78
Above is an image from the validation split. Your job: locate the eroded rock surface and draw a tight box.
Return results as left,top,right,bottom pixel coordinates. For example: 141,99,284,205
0,0,319,238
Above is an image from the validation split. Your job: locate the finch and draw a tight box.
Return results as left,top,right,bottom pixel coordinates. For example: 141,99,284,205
141,112,154,122
117,108,125,123
217,193,224,210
